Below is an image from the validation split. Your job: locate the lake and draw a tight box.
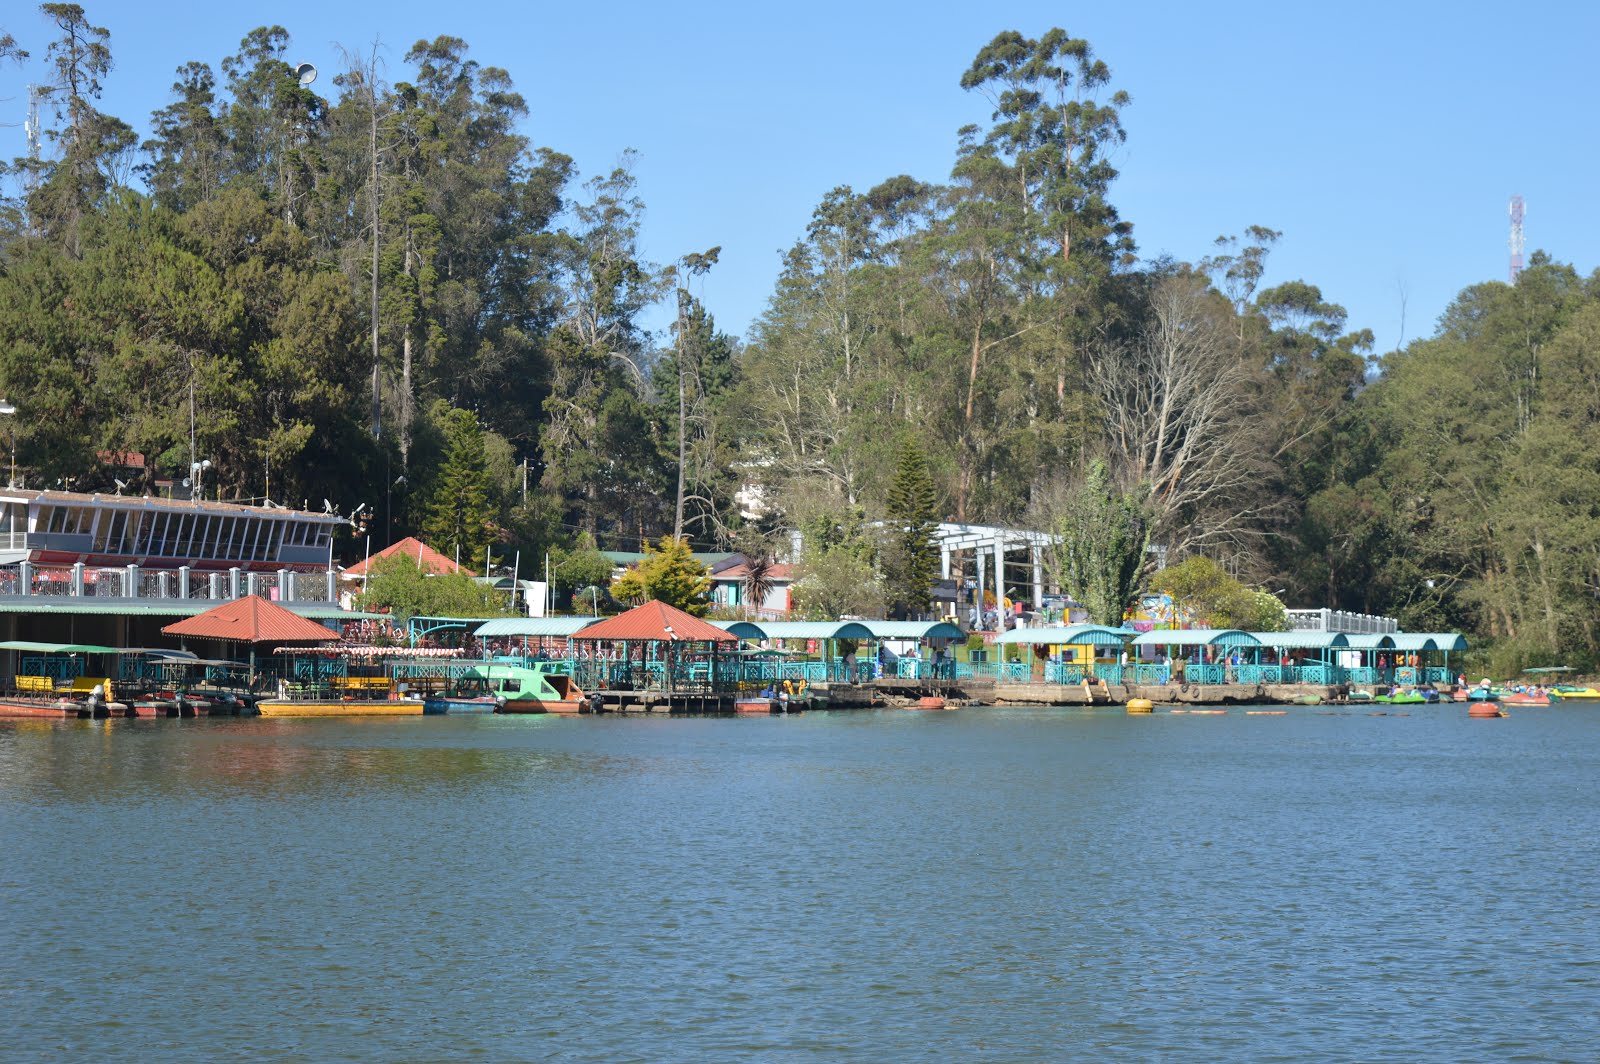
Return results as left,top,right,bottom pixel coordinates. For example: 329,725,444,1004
2,705,1596,1062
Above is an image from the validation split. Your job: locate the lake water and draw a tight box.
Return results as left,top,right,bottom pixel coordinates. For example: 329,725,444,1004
2,705,1596,1062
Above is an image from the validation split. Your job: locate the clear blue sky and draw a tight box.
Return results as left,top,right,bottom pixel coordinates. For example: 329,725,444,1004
1,0,1594,354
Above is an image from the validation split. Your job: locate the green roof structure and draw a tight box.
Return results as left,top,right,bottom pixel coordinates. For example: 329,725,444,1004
994,624,1133,646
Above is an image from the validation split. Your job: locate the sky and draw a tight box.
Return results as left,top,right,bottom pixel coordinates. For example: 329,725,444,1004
0,0,1595,355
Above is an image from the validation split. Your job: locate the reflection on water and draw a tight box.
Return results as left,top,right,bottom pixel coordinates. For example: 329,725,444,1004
1,705,1598,1061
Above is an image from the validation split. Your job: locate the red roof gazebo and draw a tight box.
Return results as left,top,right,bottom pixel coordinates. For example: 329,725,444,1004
162,595,338,682
570,600,735,696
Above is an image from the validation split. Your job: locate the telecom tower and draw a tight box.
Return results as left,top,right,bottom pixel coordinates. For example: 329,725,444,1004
1508,195,1525,282
23,84,40,161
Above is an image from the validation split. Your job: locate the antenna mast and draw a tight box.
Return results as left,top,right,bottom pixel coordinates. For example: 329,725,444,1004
23,84,40,162
1508,194,1525,282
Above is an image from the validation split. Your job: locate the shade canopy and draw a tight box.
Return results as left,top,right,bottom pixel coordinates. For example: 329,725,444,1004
1343,634,1398,650
1250,632,1351,649
0,639,122,654
994,624,1133,646
713,620,877,642
161,595,339,644
571,600,736,643
862,621,965,641
473,617,601,638
1130,629,1262,648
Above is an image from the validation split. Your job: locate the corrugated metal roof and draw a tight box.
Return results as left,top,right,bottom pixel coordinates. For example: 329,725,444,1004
0,487,340,523
0,600,198,615
571,601,737,642
162,595,339,643
994,624,1133,646
862,621,965,641
1249,631,1351,649
714,620,876,642
473,617,600,638
1130,629,1262,648
0,639,122,654
1386,632,1468,651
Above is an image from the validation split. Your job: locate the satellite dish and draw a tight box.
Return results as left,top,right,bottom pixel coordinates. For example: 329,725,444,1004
294,62,318,88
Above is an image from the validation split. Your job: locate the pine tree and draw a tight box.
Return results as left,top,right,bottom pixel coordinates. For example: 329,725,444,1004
883,439,940,618
421,404,494,569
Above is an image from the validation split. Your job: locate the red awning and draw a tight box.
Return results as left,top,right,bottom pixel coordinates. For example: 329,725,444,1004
161,596,339,644
571,600,735,643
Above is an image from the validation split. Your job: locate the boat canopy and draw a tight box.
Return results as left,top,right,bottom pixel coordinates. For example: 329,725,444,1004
1416,632,1469,651
1343,634,1398,650
1250,632,1350,649
472,617,600,638
0,639,123,654
1129,629,1262,648
713,620,877,642
994,624,1133,646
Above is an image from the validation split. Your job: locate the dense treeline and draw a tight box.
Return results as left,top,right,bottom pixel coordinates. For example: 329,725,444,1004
0,9,1594,667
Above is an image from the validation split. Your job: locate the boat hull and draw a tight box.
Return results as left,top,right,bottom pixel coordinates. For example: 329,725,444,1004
497,698,586,714
256,699,426,717
0,698,137,718
423,696,499,714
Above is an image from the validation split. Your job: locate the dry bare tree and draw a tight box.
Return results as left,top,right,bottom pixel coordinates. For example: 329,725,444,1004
1086,273,1266,556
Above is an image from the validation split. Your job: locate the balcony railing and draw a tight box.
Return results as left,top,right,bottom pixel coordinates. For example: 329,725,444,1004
0,562,337,605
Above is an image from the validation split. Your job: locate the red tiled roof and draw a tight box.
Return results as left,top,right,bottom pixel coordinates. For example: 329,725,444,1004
711,562,794,582
571,600,736,643
342,537,463,578
161,596,339,643
95,450,147,469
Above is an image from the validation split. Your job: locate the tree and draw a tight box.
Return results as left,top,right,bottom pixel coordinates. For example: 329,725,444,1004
881,438,940,617
1148,556,1284,631
1085,272,1256,552
610,536,712,615
1038,461,1150,626
548,532,613,598
27,4,137,253
354,553,510,623
420,404,494,569
792,545,884,621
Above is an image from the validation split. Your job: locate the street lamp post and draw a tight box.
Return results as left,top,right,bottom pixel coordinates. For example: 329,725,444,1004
189,459,211,501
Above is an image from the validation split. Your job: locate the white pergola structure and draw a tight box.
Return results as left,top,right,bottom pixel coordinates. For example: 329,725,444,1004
931,522,1057,616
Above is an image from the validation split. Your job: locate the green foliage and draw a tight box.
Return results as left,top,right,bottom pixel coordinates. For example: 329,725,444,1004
419,403,494,570
610,536,712,616
354,553,511,623
881,438,941,617
1041,462,1150,626
548,532,613,592
1149,556,1284,631
792,544,885,621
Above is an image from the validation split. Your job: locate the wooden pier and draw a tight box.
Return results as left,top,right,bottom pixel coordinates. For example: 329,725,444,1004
583,690,738,714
